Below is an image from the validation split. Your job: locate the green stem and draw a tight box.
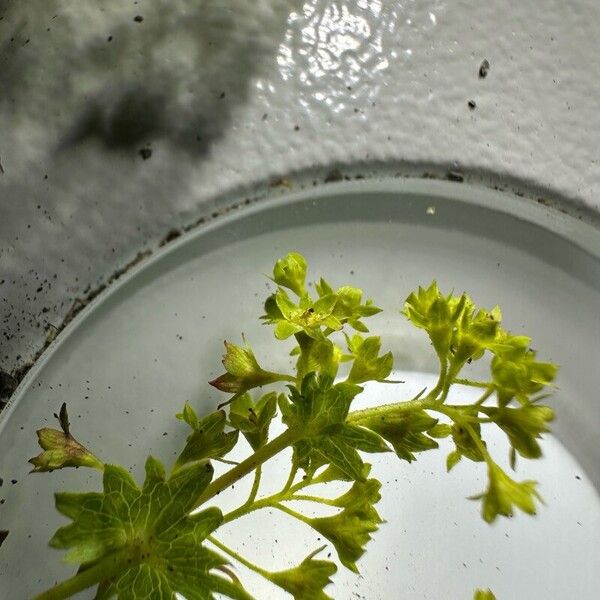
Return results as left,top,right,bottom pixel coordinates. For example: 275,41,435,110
273,502,312,525
33,549,136,600
453,378,491,389
208,536,270,578
194,428,300,509
280,462,298,494
473,386,495,406
291,493,337,506
347,396,430,426
271,373,297,385
245,466,262,506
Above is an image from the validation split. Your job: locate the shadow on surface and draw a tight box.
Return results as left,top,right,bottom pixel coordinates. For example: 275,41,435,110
0,0,295,157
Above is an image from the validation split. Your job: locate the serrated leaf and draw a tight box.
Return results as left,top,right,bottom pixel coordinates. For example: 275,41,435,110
336,424,391,454
266,547,336,600
361,409,439,462
175,409,239,470
50,458,252,599
314,436,366,482
280,374,371,480
470,462,542,523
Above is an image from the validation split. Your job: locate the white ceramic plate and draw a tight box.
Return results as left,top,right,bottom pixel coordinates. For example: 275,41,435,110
1,180,599,599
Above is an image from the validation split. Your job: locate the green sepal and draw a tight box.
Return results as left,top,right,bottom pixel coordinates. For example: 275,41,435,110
446,450,462,472
209,339,285,394
451,420,486,463
295,332,342,381
229,392,277,451
29,428,103,473
361,409,440,462
308,479,382,573
470,462,542,523
480,404,554,459
175,407,239,470
345,334,393,384
272,252,307,296
266,546,337,600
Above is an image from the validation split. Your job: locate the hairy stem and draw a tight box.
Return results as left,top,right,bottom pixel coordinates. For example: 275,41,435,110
273,502,312,525
194,428,300,509
208,536,270,578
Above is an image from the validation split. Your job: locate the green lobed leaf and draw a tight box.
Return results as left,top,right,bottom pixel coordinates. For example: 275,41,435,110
50,458,253,599
279,374,373,480
175,407,239,470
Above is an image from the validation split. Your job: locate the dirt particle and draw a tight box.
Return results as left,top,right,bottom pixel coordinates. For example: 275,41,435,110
479,59,490,78
159,229,182,246
294,125,300,131
324,168,343,183
107,35,113,42
139,148,152,160
446,170,464,182
468,99,477,110
133,15,144,23
0,530,8,547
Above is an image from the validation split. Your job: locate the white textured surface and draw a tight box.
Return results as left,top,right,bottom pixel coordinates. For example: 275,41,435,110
1,0,600,372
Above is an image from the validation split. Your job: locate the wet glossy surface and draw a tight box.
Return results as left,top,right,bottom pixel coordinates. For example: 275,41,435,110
1,0,600,373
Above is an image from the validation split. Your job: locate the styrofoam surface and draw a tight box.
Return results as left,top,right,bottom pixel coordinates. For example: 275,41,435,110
1,0,600,373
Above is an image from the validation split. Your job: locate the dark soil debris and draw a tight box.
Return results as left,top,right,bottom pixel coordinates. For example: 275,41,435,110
468,99,477,110
446,171,464,182
159,229,182,247
479,59,490,78
324,168,343,183
139,148,152,160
